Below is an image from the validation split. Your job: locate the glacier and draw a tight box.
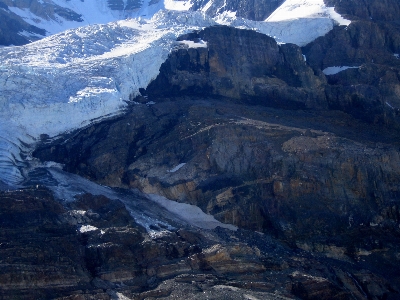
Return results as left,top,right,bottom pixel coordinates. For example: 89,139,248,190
0,11,216,185
0,0,350,186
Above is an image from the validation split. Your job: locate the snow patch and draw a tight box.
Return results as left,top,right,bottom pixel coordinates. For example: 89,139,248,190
326,7,351,26
147,194,237,230
266,0,350,25
323,66,359,75
74,210,86,216
386,102,395,109
168,163,186,173
79,225,98,232
262,0,351,46
201,0,214,12
164,0,193,11
178,39,207,48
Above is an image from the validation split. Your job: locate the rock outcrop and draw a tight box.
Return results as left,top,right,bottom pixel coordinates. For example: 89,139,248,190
33,98,400,298
146,26,327,110
325,0,400,22
0,1,46,45
302,1,400,128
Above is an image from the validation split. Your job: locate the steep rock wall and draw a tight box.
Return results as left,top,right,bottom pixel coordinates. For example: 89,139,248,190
146,26,327,110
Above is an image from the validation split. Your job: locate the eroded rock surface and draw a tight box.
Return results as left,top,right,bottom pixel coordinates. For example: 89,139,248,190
33,98,400,298
1,186,399,299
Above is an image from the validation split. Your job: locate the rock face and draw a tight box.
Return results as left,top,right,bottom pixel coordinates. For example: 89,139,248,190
1,186,399,299
8,0,400,298
33,98,400,298
303,1,400,128
0,187,92,298
147,26,327,110
0,1,46,45
32,19,400,298
34,99,400,257
106,0,143,10
325,0,400,22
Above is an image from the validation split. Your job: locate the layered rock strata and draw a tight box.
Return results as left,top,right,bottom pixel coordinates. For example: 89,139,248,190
1,187,398,299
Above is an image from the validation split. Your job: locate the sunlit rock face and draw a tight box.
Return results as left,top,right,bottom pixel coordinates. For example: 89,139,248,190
31,18,400,298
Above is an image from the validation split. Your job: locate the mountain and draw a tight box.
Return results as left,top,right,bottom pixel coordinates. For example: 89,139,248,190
1,0,400,299
0,0,285,46
0,0,351,186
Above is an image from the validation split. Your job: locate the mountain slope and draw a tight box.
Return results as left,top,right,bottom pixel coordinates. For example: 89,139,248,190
0,0,284,45
0,0,351,186
0,0,400,298
1,0,353,46
0,11,215,184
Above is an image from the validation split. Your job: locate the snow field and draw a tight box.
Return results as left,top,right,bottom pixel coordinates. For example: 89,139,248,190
147,194,237,230
323,66,360,75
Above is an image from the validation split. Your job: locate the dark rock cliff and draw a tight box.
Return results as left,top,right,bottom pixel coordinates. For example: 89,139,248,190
303,1,400,128
147,26,327,110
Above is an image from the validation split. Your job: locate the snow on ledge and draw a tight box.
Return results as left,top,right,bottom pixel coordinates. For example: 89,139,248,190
79,225,98,233
147,194,237,231
326,7,351,26
178,39,208,48
260,0,351,46
323,66,359,75
167,163,186,173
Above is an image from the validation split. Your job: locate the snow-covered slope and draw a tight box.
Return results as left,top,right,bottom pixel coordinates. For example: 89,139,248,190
0,1,350,186
2,0,349,46
1,0,196,44
262,0,350,45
